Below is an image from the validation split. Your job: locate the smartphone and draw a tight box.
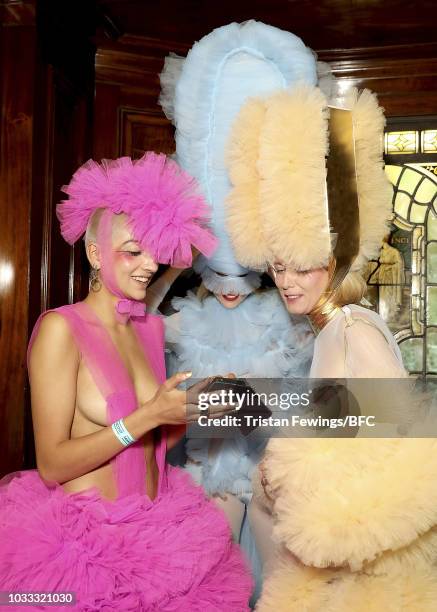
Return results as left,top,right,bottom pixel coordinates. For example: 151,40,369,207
204,377,272,436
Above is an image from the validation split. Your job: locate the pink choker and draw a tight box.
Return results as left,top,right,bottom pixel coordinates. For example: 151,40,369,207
116,299,146,325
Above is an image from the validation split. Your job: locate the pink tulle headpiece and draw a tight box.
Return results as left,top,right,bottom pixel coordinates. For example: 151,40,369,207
57,152,217,267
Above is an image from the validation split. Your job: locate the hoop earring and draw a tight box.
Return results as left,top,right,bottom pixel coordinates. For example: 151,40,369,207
90,267,102,292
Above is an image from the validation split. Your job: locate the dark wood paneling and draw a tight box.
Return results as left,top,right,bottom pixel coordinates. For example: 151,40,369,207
120,110,175,158
95,5,437,119
23,9,96,471
98,0,437,50
0,8,37,475
320,45,437,116
0,0,36,25
48,78,93,309
0,1,96,476
94,37,178,159
93,83,121,159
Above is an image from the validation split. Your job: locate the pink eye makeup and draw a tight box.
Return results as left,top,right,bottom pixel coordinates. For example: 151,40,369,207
115,237,142,260
113,250,141,264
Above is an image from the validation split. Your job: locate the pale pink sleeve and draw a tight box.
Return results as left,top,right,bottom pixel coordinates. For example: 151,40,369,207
344,319,407,379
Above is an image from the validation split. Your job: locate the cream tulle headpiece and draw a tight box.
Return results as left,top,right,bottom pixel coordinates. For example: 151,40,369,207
226,85,393,281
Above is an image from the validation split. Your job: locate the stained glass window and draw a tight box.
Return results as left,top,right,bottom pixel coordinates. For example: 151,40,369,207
427,328,437,373
385,131,419,154
369,160,437,378
385,128,437,156
422,130,437,154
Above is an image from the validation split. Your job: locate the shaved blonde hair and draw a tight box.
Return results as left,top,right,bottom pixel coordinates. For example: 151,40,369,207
84,208,105,247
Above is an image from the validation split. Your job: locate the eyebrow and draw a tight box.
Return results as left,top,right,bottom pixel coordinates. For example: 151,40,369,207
119,240,139,248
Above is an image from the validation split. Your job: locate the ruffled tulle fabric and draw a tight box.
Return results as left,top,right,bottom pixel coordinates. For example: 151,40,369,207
167,289,314,380
195,263,261,296
0,468,252,612
57,152,217,268
163,289,313,603
185,436,267,500
171,20,317,279
159,53,185,122
166,289,313,496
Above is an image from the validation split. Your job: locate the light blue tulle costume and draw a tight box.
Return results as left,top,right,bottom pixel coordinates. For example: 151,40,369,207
158,20,319,602
165,289,314,495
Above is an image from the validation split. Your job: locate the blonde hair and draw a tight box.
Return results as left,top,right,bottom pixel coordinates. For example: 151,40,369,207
334,270,367,306
196,282,210,301
84,208,105,247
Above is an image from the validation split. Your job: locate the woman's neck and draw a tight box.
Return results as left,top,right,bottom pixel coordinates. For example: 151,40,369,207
307,292,341,335
84,286,121,328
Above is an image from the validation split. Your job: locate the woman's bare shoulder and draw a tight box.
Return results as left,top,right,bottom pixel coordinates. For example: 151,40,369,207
29,312,78,364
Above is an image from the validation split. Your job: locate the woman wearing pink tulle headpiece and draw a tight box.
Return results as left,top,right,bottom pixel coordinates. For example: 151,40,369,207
0,152,253,610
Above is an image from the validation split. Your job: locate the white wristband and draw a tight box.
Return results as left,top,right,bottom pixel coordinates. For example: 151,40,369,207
111,418,136,447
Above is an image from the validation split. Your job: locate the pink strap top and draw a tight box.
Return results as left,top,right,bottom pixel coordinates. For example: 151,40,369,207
28,302,167,500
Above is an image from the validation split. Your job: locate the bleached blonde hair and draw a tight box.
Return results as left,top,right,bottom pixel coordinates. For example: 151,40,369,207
334,270,367,306
84,208,105,247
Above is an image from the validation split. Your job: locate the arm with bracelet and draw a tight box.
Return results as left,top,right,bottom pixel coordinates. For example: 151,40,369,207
29,310,193,487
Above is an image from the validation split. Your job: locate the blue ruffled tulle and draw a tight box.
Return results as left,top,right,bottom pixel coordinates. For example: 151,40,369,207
167,289,314,381
171,20,317,282
165,289,314,601
166,289,314,496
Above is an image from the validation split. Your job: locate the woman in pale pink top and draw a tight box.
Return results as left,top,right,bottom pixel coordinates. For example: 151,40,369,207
226,85,437,610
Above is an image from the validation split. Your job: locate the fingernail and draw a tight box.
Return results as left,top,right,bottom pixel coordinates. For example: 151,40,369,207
184,371,193,379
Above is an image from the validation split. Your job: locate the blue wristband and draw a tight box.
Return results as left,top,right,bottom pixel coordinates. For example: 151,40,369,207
111,418,136,447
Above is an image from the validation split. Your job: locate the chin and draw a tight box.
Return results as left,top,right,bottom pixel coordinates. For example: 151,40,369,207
281,295,309,316
121,287,146,301
286,304,308,315
221,300,242,309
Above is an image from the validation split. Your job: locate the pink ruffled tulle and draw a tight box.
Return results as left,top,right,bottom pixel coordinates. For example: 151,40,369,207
0,467,252,611
57,152,217,268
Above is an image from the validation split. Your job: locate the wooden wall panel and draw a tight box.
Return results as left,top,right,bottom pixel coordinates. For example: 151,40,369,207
0,8,37,474
319,44,437,117
94,36,184,159
23,25,96,472
97,0,437,53
93,83,121,159
120,110,174,158
0,1,96,476
46,84,93,309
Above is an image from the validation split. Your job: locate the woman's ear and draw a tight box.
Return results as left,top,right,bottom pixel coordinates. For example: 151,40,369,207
86,242,101,270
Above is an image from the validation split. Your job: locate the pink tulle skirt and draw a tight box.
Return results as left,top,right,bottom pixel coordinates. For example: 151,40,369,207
0,467,252,611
